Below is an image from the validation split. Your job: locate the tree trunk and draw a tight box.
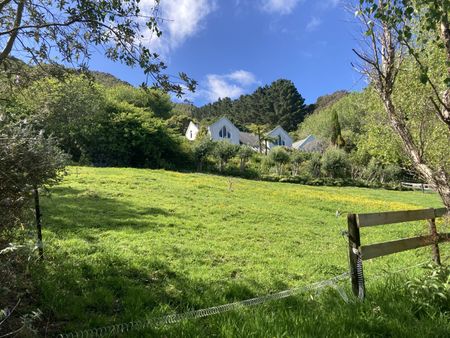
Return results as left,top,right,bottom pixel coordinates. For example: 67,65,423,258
240,159,245,173
33,186,44,260
381,95,450,209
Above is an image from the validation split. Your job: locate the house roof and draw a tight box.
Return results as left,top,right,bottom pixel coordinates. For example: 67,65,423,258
208,116,238,130
293,135,319,150
266,125,293,142
187,121,199,129
239,132,259,147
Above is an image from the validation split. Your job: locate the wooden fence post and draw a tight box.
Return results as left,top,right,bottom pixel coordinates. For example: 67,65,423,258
428,218,441,265
348,213,365,299
34,186,44,260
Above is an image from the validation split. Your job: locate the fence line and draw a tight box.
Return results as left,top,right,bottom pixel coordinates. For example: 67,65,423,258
57,273,349,338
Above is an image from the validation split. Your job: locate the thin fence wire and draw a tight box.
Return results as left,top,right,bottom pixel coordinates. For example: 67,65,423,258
56,272,349,338
56,253,450,338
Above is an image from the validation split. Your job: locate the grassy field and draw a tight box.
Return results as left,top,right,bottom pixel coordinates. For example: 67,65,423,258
36,166,449,337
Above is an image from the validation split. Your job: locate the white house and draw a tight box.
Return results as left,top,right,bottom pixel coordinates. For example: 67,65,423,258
185,121,199,141
207,117,241,145
266,126,293,149
185,117,297,150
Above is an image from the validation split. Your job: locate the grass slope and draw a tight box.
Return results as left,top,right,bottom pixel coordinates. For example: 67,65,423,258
37,167,449,337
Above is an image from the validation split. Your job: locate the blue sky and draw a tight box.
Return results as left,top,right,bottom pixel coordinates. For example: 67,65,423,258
89,0,365,106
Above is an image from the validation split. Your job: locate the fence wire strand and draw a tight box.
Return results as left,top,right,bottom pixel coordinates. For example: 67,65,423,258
57,273,349,338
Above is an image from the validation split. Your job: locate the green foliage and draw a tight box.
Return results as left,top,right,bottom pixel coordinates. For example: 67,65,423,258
290,150,309,176
0,0,196,96
212,141,239,172
237,146,254,172
195,79,307,131
330,111,345,148
11,74,190,169
0,119,67,233
268,147,290,175
107,85,173,119
406,265,450,317
321,148,350,179
192,138,215,171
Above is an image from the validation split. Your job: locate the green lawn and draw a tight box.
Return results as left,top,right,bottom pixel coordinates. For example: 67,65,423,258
37,166,449,337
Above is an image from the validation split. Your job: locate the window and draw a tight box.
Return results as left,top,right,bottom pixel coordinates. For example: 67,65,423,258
219,125,231,138
277,135,285,146
190,130,193,139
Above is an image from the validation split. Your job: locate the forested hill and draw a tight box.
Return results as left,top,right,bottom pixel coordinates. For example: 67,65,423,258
194,79,308,131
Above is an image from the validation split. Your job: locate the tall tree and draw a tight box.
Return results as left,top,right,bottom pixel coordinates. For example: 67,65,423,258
354,0,450,208
330,111,345,148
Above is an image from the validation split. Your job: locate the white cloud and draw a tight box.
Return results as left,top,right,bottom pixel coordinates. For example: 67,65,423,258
140,0,217,55
227,70,257,86
202,70,258,102
306,16,321,31
261,0,301,15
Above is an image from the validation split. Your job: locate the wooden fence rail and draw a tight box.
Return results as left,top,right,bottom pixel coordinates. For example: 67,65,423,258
347,207,449,299
401,182,435,192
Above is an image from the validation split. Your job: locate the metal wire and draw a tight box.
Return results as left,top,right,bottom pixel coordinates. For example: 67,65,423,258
57,272,349,338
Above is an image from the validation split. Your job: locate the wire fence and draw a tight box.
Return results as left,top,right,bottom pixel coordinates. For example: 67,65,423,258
56,253,450,338
56,272,349,338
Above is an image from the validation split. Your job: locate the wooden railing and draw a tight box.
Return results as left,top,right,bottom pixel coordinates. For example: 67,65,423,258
401,182,435,192
347,207,449,299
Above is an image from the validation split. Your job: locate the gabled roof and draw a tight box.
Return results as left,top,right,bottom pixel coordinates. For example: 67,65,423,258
239,132,259,147
266,125,293,142
187,121,199,130
208,116,239,130
293,135,316,150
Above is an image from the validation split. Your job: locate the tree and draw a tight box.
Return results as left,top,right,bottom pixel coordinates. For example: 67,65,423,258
354,0,450,208
268,147,290,175
237,146,254,172
268,79,307,131
0,0,195,96
330,111,345,148
0,119,67,258
321,148,349,179
290,150,308,176
192,138,214,172
212,141,238,172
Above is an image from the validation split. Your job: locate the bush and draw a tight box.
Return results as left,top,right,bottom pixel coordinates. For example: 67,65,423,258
0,119,67,235
406,265,450,317
212,141,239,172
321,148,350,179
305,153,322,178
192,138,215,171
290,150,309,176
237,146,254,172
268,147,290,175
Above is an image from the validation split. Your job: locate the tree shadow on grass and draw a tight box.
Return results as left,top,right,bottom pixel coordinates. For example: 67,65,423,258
41,186,182,239
35,251,262,336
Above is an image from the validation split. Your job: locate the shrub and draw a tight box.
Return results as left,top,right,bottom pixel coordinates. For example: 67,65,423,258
305,153,322,178
192,138,215,171
406,265,450,317
290,150,309,176
321,148,350,179
237,146,254,172
268,147,290,175
212,141,239,172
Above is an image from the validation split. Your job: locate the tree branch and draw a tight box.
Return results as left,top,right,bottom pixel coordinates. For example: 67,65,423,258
0,0,25,64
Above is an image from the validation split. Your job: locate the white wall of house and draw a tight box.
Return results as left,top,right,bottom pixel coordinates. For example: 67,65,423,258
185,121,199,141
208,117,240,145
266,126,293,149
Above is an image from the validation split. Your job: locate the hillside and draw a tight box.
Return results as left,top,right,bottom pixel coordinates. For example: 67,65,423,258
36,167,448,336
